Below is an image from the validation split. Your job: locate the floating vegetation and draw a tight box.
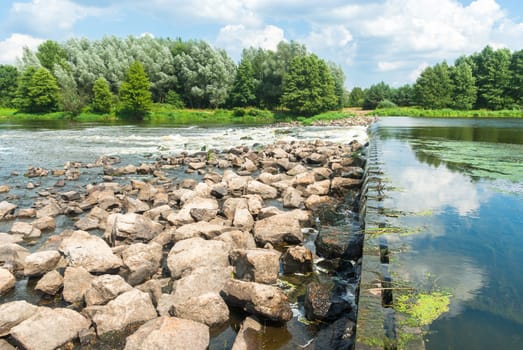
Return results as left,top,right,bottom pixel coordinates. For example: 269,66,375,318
365,226,425,237
395,291,451,327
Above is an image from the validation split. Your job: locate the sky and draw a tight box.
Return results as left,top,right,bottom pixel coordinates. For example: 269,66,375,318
0,0,522,88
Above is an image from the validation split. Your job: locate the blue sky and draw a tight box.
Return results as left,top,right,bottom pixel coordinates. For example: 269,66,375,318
0,0,522,88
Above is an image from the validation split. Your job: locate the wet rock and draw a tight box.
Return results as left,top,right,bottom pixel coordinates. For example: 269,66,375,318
54,179,66,188
84,274,133,306
35,270,63,295
0,201,17,220
330,177,363,192
0,185,10,193
304,282,352,322
167,237,230,279
173,221,227,241
231,316,263,350
315,227,363,260
287,164,308,176
24,250,61,277
189,161,207,170
0,243,29,273
11,307,90,350
60,190,81,201
305,180,331,196
65,168,81,180
311,317,355,350
105,213,163,243
172,292,229,327
282,187,304,208
0,268,16,295
32,216,56,231
59,230,122,273
254,214,303,246
123,316,210,350
305,195,336,210
36,201,62,218
121,242,162,286
221,279,293,322
230,248,281,284
63,266,93,304
246,180,278,199
281,246,314,274
84,289,157,336
9,222,41,239
0,301,39,336
24,166,48,178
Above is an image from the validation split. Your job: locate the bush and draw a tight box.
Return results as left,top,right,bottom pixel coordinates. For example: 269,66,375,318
376,99,397,109
165,90,185,109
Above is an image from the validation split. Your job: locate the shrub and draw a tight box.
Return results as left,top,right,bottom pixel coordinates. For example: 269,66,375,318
376,99,398,109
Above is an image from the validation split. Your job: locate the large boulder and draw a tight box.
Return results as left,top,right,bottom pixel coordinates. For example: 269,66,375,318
167,237,229,279
282,187,304,209
0,268,16,295
310,317,355,350
253,214,303,246
105,213,163,243
84,289,157,336
246,180,278,199
231,316,263,350
215,230,256,251
121,242,163,285
75,206,109,231
10,307,90,350
172,292,229,327
35,270,63,295
59,230,122,273
84,274,133,306
0,301,39,336
230,249,281,284
24,250,61,277
315,227,363,260
124,316,209,350
173,222,227,242
221,279,293,322
63,266,93,304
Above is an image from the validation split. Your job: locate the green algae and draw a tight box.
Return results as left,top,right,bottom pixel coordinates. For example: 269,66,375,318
395,291,451,327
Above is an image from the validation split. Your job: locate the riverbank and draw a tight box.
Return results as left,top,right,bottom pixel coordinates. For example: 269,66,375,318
370,106,523,118
0,121,372,349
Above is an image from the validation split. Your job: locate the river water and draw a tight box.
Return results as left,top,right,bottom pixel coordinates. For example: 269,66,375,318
369,117,523,349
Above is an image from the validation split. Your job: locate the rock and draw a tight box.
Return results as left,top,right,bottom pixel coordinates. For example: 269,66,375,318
135,278,169,306
35,270,63,295
241,158,258,173
304,195,336,210
0,268,16,295
60,190,81,201
9,222,41,239
257,206,283,219
0,301,39,336
16,208,36,218
304,282,352,322
282,187,304,208
10,307,90,350
144,204,173,221
188,162,207,170
245,195,264,216
84,289,157,336
231,316,263,350
123,196,150,214
0,232,22,244
221,279,293,322
306,153,327,165
75,206,108,231
287,164,308,176
305,179,331,196
0,243,29,273
63,266,93,304
121,242,163,285
167,237,230,279
253,214,303,246
223,198,246,221
281,246,314,274
24,250,61,277
0,339,15,350
123,316,210,350
216,230,256,251
24,166,48,178
233,207,254,231
246,180,278,199
0,185,10,193
172,292,229,327
294,172,316,186
105,213,164,243
174,222,227,241
311,317,355,350
190,207,218,222
210,183,228,198
0,201,17,220
60,230,122,273
167,197,219,226
312,167,332,181
36,201,62,218
84,274,133,306
230,249,281,284
330,177,363,192
315,227,363,260
32,216,56,231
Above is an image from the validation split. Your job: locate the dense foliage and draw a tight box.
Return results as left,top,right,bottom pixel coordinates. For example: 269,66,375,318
0,36,346,117
118,61,153,120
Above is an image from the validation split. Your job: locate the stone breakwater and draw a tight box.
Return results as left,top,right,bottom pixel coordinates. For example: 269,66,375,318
0,134,368,349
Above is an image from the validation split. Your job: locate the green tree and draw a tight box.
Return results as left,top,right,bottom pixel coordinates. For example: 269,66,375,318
55,64,85,116
391,84,415,107
119,61,152,120
328,62,346,109
0,65,19,107
281,54,337,116
36,40,68,73
15,67,59,113
450,62,477,110
348,87,364,107
509,49,523,106
414,62,453,109
230,59,256,107
473,46,512,110
363,82,392,109
92,77,113,114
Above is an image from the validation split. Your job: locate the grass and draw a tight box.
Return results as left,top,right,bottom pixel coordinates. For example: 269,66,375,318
372,106,523,118
299,110,357,126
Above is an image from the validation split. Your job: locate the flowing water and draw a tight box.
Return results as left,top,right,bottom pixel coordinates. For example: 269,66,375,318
368,117,523,349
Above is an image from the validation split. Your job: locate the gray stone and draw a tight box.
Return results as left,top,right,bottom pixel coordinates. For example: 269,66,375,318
122,242,163,285
0,301,39,336
32,216,56,231
246,180,278,199
63,266,93,304
85,274,133,306
173,222,227,241
171,265,233,305
123,316,210,350
24,250,61,276
105,213,163,243
35,270,63,295
253,214,303,246
215,230,256,251
231,316,263,350
0,201,17,220
282,187,304,208
172,292,229,327
0,243,29,273
230,249,281,284
0,268,16,295
9,222,41,239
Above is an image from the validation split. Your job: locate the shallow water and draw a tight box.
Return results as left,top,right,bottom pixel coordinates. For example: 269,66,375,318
370,117,523,349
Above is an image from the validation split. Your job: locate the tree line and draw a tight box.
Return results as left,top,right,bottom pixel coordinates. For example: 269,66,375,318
0,36,345,118
348,45,523,110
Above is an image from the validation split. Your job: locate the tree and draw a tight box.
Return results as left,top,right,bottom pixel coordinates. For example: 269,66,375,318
391,84,414,107
229,59,256,107
281,54,337,116
414,62,452,109
348,87,364,107
92,77,113,114
0,65,19,107
15,67,59,113
363,82,392,109
55,64,85,116
450,62,477,110
509,49,523,106
36,40,68,73
473,46,512,110
328,62,346,109
119,61,152,120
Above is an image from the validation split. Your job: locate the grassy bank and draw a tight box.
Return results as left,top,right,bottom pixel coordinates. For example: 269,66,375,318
371,107,523,118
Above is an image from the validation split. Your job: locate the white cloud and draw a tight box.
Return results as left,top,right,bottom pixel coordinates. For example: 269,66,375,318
0,33,44,64
303,25,353,50
377,60,406,72
216,24,285,59
409,62,430,81
9,0,106,36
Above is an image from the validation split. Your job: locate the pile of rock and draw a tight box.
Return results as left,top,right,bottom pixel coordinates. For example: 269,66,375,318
0,138,366,350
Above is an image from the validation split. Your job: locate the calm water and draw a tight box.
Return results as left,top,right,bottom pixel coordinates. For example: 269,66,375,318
371,117,523,349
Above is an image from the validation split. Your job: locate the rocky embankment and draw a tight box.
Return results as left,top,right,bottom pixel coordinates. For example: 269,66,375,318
0,135,367,350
